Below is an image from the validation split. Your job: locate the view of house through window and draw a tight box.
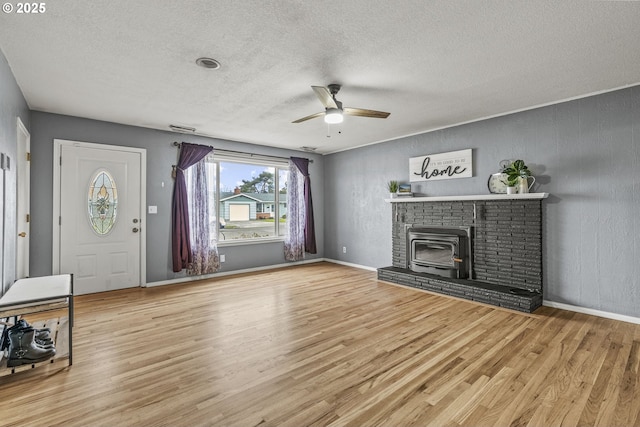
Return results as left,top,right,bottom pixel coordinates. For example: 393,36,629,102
193,156,288,243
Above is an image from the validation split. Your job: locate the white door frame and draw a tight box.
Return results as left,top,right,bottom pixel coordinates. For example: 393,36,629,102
16,117,30,279
52,139,146,286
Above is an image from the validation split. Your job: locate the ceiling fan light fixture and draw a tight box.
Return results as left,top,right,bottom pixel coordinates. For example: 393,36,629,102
324,108,343,124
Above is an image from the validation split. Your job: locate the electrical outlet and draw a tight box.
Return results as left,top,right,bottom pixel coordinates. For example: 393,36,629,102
342,246,347,254
220,254,226,262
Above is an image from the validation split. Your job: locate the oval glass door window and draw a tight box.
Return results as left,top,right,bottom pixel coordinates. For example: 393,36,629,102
88,170,118,235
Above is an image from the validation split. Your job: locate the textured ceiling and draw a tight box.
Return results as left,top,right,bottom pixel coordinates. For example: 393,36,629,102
1,1,640,154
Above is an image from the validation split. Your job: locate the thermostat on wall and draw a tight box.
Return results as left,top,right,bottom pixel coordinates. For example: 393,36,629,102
0,153,9,170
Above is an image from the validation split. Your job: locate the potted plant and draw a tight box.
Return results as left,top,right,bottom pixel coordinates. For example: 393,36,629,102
502,160,532,194
387,180,399,198
504,175,519,194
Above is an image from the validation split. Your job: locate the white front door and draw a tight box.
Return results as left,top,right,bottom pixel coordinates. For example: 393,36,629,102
57,141,145,295
16,118,30,279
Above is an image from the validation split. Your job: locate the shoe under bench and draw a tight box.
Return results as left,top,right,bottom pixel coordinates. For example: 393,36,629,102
0,274,73,375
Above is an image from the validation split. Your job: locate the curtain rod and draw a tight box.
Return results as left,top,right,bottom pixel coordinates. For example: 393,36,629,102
172,141,313,163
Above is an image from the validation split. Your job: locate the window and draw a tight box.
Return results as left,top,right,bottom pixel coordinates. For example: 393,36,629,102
189,152,288,244
87,169,118,235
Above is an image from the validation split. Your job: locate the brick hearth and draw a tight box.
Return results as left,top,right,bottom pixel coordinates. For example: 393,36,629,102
378,197,544,312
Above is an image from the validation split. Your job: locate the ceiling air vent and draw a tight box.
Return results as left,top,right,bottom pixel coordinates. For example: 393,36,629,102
169,125,196,133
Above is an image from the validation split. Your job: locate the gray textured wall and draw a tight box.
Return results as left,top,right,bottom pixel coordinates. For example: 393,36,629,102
29,112,324,283
324,86,640,318
0,49,30,292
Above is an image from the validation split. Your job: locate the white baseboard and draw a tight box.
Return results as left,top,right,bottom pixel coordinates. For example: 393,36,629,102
323,258,378,272
145,258,325,288
543,300,640,325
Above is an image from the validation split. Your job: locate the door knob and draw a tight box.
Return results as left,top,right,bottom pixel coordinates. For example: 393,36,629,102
132,228,139,233
18,232,26,237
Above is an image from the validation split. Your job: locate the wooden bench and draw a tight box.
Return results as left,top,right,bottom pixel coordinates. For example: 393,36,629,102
0,274,73,372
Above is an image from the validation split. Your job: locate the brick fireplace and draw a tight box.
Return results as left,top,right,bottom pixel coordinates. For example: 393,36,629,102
378,195,546,312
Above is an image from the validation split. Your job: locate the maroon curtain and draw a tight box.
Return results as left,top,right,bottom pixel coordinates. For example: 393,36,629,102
290,157,316,254
172,143,213,272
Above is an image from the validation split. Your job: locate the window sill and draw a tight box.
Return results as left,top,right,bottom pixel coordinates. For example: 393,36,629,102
217,237,285,247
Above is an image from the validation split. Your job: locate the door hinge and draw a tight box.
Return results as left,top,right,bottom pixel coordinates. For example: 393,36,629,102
26,214,30,223
26,152,31,161
60,156,62,165
59,216,61,225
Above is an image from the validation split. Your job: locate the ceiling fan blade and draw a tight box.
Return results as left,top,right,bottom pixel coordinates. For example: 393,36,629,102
343,107,390,119
292,111,325,123
312,86,338,109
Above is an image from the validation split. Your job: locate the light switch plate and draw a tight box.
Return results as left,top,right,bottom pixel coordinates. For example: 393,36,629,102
148,205,158,214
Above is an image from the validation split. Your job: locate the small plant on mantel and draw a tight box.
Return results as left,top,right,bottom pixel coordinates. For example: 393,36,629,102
387,180,399,198
502,160,531,193
505,175,519,188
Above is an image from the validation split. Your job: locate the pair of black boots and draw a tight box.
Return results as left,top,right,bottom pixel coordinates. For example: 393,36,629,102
1,319,56,367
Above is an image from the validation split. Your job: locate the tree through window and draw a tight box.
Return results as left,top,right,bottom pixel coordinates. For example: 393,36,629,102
208,159,288,242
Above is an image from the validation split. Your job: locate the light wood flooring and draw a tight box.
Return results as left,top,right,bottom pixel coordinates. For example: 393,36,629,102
1,262,639,426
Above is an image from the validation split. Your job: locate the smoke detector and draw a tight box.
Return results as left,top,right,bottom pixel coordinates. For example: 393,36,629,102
195,57,221,70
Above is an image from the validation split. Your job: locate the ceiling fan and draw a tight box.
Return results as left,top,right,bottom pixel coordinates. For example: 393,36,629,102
292,84,390,124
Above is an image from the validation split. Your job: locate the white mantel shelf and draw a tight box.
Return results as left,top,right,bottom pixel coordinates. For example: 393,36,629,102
385,193,549,203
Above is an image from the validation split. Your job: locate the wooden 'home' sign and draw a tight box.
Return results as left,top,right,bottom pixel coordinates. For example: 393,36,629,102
409,149,473,182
